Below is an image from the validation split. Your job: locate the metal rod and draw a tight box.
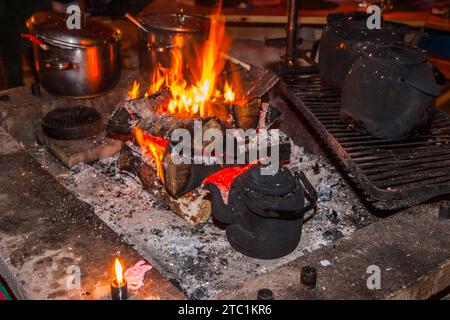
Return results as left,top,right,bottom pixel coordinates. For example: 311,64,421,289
286,0,299,66
125,13,149,32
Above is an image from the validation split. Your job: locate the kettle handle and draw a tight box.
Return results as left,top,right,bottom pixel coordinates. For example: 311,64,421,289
398,62,444,97
44,59,76,71
294,171,318,215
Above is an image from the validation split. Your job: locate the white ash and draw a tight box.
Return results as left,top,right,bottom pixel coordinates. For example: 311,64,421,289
41,140,374,299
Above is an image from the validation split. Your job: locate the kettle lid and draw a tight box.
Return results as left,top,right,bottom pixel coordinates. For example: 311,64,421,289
328,12,409,42
241,165,297,197
365,42,428,65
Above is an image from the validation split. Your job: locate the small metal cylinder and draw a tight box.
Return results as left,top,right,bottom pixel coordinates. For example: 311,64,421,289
111,279,128,300
257,288,274,300
31,82,41,96
301,266,317,289
0,94,10,102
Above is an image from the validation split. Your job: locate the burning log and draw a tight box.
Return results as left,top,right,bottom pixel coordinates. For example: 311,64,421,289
107,88,171,140
118,141,212,224
108,87,230,199
232,98,262,130
133,115,226,199
107,89,232,140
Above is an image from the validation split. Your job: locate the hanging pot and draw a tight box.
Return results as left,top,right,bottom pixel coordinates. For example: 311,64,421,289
204,165,317,259
341,43,445,140
26,11,121,98
319,12,410,88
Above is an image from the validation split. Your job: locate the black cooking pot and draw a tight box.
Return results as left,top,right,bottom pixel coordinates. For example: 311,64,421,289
319,12,410,88
204,165,317,259
341,43,445,140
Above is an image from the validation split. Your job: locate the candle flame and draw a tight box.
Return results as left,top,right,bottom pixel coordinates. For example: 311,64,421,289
115,257,124,285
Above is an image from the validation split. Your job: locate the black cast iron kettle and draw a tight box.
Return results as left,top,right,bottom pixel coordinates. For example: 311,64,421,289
341,42,445,140
204,165,317,259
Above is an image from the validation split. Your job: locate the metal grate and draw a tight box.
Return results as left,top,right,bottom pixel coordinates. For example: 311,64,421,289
280,72,450,210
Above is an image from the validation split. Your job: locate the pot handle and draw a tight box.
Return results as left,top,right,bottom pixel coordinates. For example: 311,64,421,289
399,63,444,97
147,43,171,53
44,59,76,71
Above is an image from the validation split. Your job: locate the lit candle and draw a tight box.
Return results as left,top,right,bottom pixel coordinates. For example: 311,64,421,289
111,257,128,300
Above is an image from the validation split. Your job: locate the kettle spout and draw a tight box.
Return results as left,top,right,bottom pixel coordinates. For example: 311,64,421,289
203,183,234,225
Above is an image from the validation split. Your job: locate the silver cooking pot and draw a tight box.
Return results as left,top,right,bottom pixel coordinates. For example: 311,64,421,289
137,13,208,78
26,11,121,98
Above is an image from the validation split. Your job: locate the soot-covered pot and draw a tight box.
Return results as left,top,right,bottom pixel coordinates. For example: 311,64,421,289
319,12,409,88
341,43,445,140
204,165,317,259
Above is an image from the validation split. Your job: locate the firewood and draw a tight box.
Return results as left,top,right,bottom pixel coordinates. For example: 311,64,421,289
107,88,234,139
131,116,225,198
107,89,171,139
163,117,224,197
118,141,211,224
232,98,262,130
160,116,225,198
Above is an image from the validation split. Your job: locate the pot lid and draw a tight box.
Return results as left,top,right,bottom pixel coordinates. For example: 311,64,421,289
329,12,409,42
231,166,308,219
366,43,427,65
27,11,119,48
241,165,297,197
138,13,208,33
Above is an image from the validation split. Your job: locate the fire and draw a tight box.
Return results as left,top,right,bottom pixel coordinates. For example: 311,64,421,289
128,81,140,100
143,4,242,117
115,258,124,285
133,127,169,183
224,81,235,102
202,163,254,204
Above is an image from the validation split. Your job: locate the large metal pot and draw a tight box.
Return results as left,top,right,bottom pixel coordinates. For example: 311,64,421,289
137,13,208,78
319,12,409,88
26,11,121,98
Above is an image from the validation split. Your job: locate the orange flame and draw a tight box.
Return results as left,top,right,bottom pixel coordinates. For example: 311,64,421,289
128,81,140,100
133,127,169,183
143,4,242,117
115,258,124,285
224,81,235,102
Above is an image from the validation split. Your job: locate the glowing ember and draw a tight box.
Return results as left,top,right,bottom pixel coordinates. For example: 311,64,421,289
202,163,253,204
133,127,169,182
140,4,244,117
128,80,140,100
115,257,124,286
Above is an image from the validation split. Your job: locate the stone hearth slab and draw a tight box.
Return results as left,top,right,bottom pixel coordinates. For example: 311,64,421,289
214,203,450,299
0,144,184,300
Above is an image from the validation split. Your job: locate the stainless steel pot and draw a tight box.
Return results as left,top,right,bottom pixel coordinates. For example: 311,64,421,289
26,11,121,98
137,13,208,78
